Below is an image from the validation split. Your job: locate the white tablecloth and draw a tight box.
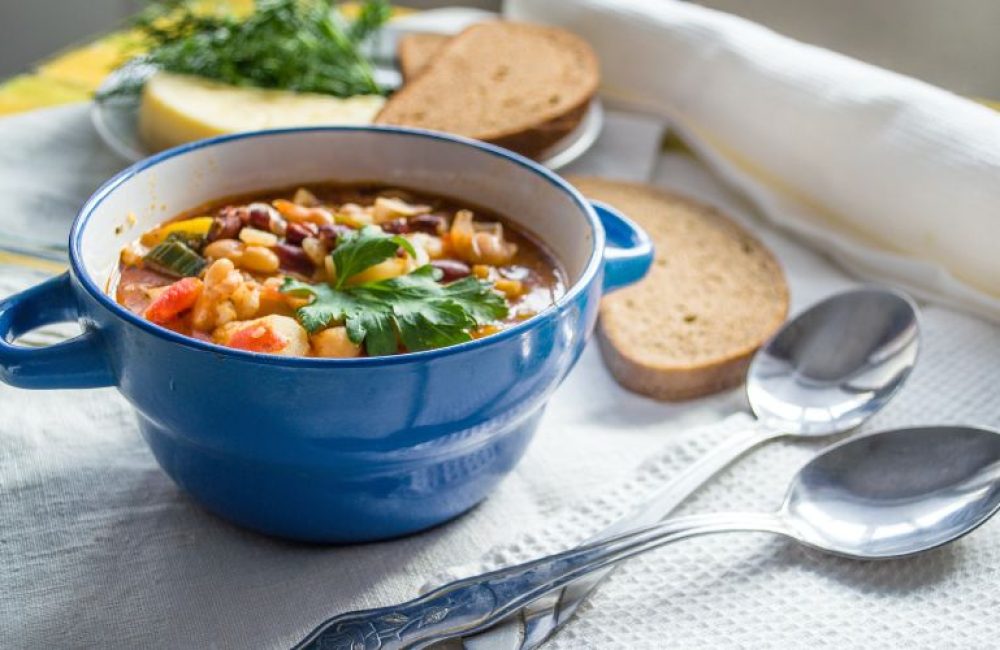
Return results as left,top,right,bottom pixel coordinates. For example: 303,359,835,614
1,103,998,649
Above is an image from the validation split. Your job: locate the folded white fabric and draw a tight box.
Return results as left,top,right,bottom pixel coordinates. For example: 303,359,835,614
507,0,1000,322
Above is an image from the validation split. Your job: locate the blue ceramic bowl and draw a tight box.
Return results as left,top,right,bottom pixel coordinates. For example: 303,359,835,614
0,127,652,542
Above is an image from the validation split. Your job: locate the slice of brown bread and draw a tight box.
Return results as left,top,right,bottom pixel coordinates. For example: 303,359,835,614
378,22,599,159
397,32,450,82
569,176,790,401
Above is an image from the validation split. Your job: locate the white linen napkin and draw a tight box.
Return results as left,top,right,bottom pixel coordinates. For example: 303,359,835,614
506,0,1000,322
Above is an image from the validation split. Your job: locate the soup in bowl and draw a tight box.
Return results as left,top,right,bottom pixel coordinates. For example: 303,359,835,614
0,127,652,542
115,183,567,358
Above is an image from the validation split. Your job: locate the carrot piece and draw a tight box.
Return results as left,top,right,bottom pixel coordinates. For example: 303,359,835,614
227,323,288,353
144,277,203,324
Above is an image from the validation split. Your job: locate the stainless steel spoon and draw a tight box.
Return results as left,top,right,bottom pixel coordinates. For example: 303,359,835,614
470,286,921,650
295,425,1000,649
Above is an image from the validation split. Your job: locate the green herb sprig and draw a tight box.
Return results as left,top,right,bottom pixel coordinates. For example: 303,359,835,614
281,229,509,355
105,0,390,99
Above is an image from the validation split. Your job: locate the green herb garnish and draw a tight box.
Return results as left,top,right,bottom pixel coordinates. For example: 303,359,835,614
281,227,509,355
283,266,509,355
330,225,415,289
144,237,207,277
104,0,390,99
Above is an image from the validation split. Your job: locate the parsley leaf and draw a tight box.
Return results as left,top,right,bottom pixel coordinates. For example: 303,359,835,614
330,225,416,289
280,279,366,333
281,265,509,355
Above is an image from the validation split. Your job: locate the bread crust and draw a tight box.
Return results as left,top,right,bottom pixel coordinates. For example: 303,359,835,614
570,176,789,401
597,324,755,400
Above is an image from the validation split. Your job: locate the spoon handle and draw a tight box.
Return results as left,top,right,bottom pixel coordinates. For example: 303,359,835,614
294,511,787,650
505,424,784,649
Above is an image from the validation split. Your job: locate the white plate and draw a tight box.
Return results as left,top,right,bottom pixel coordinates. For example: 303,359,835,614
90,62,603,171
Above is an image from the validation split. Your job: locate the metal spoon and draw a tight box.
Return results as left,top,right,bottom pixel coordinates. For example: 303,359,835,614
295,425,1000,649
470,286,921,650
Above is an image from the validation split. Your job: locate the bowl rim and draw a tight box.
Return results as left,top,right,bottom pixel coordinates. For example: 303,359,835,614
69,125,605,367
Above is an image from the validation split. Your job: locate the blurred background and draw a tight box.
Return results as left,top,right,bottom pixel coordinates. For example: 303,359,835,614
1,0,997,98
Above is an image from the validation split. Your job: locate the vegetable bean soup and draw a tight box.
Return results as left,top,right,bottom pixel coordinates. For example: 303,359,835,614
113,184,566,357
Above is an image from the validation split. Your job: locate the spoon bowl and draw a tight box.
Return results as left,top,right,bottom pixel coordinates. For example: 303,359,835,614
747,287,920,436
783,425,1000,558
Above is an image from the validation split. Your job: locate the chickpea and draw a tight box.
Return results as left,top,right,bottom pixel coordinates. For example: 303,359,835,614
204,257,242,289
231,282,261,319
214,300,238,327
191,258,249,331
239,246,280,274
311,327,363,358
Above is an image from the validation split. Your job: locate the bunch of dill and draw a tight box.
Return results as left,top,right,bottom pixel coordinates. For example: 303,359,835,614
105,0,390,99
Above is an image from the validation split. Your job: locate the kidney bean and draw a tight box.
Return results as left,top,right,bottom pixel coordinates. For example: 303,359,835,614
220,205,250,224
285,221,318,245
273,243,315,275
381,218,411,234
247,203,286,235
431,259,471,282
410,213,447,235
207,211,243,242
317,224,354,248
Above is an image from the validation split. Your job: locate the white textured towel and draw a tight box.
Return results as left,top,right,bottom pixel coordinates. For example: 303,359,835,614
508,0,1000,322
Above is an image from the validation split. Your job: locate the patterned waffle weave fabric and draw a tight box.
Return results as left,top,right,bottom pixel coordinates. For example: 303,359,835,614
432,305,1000,649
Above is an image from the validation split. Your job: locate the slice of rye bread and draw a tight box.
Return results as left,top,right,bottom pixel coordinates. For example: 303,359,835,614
397,32,450,82
569,176,789,401
378,22,599,159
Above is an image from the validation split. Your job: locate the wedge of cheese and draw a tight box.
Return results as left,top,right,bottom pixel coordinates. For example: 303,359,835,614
138,72,385,152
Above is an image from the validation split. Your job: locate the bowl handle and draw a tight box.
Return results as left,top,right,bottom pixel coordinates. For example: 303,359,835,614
0,273,114,389
592,200,654,292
